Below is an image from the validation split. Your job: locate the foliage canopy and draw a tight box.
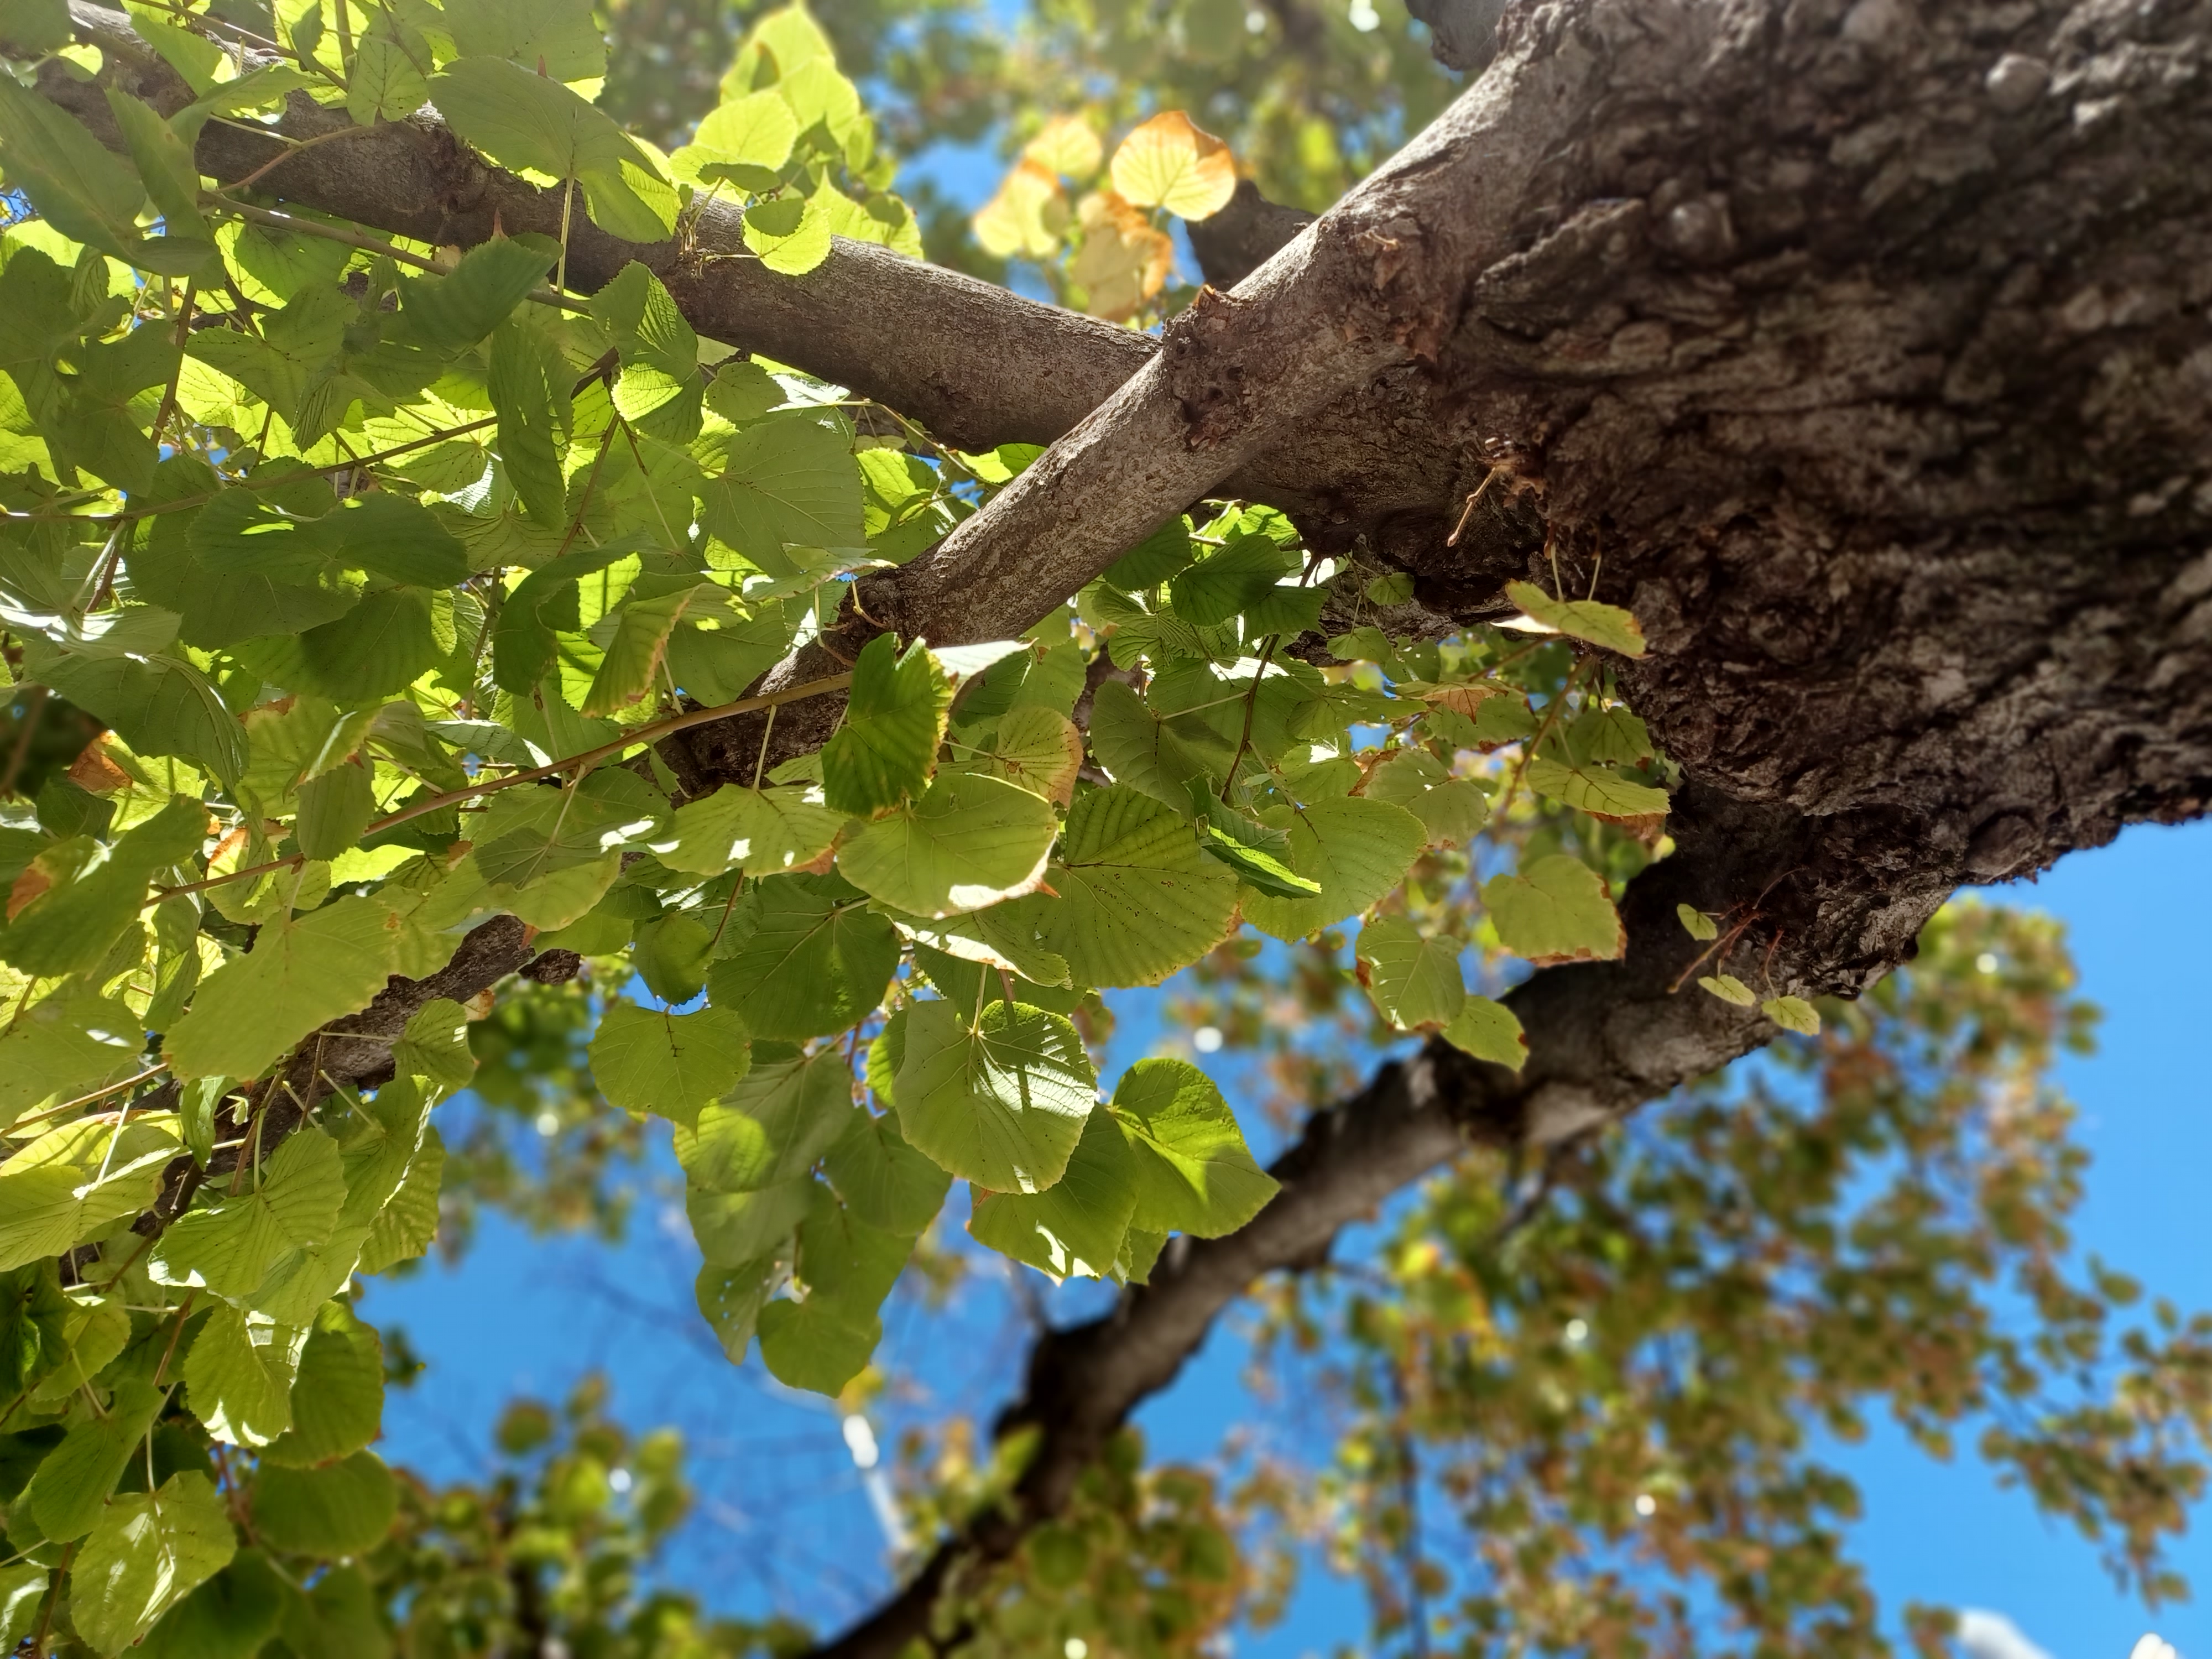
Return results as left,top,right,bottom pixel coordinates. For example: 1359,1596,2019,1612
0,0,2205,1652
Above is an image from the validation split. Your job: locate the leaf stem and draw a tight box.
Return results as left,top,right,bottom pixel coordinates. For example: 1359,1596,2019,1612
204,197,584,311
28,1541,73,1658
1220,635,1279,804
3,1065,171,1138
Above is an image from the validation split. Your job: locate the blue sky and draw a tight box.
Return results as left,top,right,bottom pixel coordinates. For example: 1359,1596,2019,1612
363,818,2212,1657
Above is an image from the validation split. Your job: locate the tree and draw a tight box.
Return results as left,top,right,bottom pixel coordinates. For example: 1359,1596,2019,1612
0,0,2208,1652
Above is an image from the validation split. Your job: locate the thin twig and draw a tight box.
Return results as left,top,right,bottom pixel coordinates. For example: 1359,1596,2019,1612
3,1065,170,1137
751,702,779,789
205,197,583,311
149,669,855,905
148,279,197,453
213,123,382,197
1219,636,1279,803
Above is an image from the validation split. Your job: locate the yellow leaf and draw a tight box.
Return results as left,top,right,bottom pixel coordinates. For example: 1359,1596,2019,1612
1109,110,1236,221
972,159,1069,260
1024,113,1103,181
1070,190,1173,321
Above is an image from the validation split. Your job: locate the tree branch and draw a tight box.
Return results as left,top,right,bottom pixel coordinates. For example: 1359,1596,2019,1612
28,5,1503,569
37,2,1150,455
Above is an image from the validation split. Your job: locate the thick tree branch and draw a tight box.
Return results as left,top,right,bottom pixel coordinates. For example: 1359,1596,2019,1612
29,6,1516,573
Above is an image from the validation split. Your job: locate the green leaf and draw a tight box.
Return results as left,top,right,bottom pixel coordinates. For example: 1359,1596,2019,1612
687,1179,808,1266
260,1305,383,1468
589,999,750,1122
147,484,363,650
742,192,833,274
822,1108,949,1235
756,1296,875,1392
1168,532,1296,627
1363,746,1489,849
0,795,206,977
1572,705,1653,765
1240,795,1426,942
325,493,472,588
1003,785,1237,988
0,77,148,265
0,1561,48,1652
591,262,702,439
1677,902,1719,941
430,59,675,241
104,91,207,240
164,897,402,1082
0,0,71,52
248,1450,396,1558
0,1117,182,1273
1525,755,1669,822
70,1472,236,1655
182,1304,307,1449
134,1549,284,1659
397,236,556,350
1356,915,1466,1031
18,641,245,785
942,705,1083,807
1482,854,1624,965
1699,973,1757,1007
0,992,144,1124
392,998,477,1098
1085,679,1214,811
820,634,951,816
837,772,1057,919
581,585,702,716
1763,994,1822,1035
675,1050,849,1191
1441,994,1526,1070
1108,1058,1276,1237
24,1378,164,1543
357,1130,442,1275
148,1128,347,1300
794,1199,914,1348
293,761,374,860
346,8,432,127
26,1290,129,1409
0,1262,69,1401
444,0,607,81
707,875,898,1040
488,309,573,528
673,90,797,190
1193,821,1310,898
1100,517,1194,592
969,1105,1138,1280
1505,579,1646,657
700,409,866,568
695,1258,776,1363
650,782,845,878
470,769,665,889
895,999,1095,1193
